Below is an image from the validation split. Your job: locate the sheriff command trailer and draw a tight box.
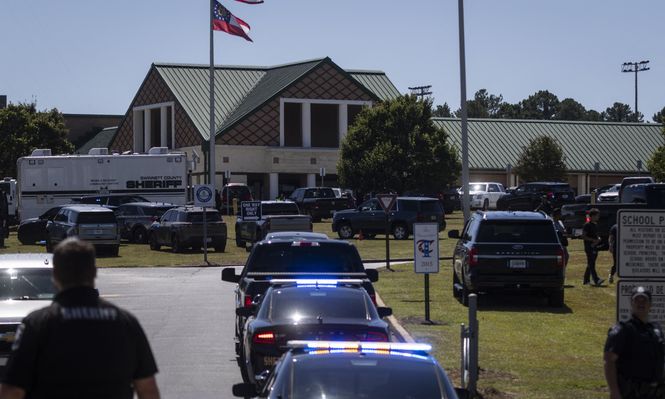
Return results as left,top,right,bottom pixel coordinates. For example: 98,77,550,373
17,147,189,221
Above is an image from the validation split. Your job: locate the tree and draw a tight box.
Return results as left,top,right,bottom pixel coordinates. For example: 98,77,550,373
454,89,504,118
432,103,452,118
337,95,461,196
0,103,73,177
520,90,560,120
647,125,665,181
602,102,642,122
513,135,567,182
584,109,603,122
496,102,523,119
555,98,587,121
653,106,665,123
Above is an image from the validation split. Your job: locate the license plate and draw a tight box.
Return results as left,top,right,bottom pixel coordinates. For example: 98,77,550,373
509,259,526,269
263,356,280,366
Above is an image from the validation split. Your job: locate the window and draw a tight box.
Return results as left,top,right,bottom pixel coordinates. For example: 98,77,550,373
347,104,364,127
77,212,116,224
477,221,557,243
284,103,302,147
311,104,339,148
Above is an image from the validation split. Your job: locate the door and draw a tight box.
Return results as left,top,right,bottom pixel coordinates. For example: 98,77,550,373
356,199,384,232
487,184,501,208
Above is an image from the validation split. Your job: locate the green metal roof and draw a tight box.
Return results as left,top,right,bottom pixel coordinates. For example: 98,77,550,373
433,118,664,173
154,58,400,141
76,126,117,154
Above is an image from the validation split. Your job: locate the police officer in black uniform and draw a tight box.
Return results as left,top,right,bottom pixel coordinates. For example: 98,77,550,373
0,238,161,399
604,286,665,399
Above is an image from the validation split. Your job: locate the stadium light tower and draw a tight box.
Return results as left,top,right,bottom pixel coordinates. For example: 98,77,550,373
621,60,650,119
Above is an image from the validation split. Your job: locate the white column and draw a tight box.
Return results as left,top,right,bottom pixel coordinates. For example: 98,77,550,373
160,106,168,148
307,173,316,187
132,110,143,152
577,174,587,195
143,108,151,152
302,102,311,148
269,173,279,200
338,104,348,146
279,100,285,147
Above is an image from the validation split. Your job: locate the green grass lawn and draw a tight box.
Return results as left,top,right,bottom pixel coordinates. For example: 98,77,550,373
0,212,616,397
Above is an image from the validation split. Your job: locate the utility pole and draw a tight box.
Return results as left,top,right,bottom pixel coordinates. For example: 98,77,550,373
621,60,650,120
408,85,432,100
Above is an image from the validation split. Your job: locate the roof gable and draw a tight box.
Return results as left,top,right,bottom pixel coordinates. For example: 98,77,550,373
76,127,118,154
433,118,664,173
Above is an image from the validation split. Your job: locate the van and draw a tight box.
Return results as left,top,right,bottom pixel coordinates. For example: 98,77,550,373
45,205,120,256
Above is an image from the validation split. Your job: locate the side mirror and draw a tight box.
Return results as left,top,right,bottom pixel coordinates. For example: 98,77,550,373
377,307,393,318
221,267,240,283
235,307,255,317
448,229,460,239
365,269,379,282
232,383,258,397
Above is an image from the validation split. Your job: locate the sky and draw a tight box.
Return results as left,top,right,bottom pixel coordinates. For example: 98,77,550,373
1,0,664,121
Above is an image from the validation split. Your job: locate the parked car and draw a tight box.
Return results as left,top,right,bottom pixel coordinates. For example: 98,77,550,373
459,182,507,210
237,279,391,385
0,254,56,377
448,211,566,307
235,201,312,248
331,197,445,240
221,239,379,355
288,187,354,222
115,202,177,243
495,182,575,212
403,189,460,214
618,176,655,199
220,183,253,215
148,206,227,253
596,184,621,202
45,205,120,256
232,341,463,399
70,194,149,210
17,205,65,245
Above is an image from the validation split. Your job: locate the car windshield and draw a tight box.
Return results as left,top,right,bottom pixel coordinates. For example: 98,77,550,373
248,243,363,273
262,202,300,215
477,221,557,243
0,268,56,300
186,212,221,222
291,356,445,398
268,288,367,321
77,212,116,223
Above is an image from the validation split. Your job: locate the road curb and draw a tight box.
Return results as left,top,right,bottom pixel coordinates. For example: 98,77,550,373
375,291,415,343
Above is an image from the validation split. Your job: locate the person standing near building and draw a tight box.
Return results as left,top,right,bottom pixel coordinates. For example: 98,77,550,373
552,208,569,266
604,286,665,399
0,238,161,399
582,208,604,286
608,223,618,284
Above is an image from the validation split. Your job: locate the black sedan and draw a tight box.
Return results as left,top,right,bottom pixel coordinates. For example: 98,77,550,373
233,341,464,399
17,206,64,245
237,280,392,386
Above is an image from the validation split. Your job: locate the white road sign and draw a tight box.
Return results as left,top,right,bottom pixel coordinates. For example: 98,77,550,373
194,184,214,207
414,223,439,274
616,280,665,324
617,210,665,278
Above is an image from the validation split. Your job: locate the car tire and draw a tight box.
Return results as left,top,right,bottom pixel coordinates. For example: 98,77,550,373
45,239,53,253
337,223,354,239
548,289,565,307
239,345,251,383
132,227,148,244
149,234,160,251
17,230,33,245
110,245,119,257
171,235,183,253
235,235,245,248
482,199,489,211
392,223,409,240
215,239,226,253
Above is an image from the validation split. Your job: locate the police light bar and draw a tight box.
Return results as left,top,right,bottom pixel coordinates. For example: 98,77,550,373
269,279,364,287
287,340,432,353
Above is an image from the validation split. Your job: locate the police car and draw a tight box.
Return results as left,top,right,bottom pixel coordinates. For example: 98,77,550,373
232,340,464,398
237,279,392,385
0,254,56,374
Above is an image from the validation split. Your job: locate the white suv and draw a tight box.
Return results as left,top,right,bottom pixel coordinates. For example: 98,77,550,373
462,182,506,210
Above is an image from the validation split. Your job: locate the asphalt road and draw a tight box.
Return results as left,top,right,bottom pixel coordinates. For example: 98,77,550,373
96,266,242,399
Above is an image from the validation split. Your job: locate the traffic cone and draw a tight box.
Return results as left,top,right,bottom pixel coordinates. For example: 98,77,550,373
358,229,364,241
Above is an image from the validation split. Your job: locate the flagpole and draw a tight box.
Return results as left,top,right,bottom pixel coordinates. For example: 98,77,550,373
209,0,217,194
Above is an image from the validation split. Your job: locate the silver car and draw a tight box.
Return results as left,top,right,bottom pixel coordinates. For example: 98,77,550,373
46,205,120,256
0,254,56,373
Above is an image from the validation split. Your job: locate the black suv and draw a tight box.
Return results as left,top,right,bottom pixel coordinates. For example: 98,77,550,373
148,206,227,253
331,197,445,240
115,202,177,243
45,205,120,256
496,182,575,212
448,211,566,307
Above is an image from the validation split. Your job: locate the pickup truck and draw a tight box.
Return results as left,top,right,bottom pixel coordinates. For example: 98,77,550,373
288,187,354,222
234,201,312,248
221,239,379,355
561,183,665,241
